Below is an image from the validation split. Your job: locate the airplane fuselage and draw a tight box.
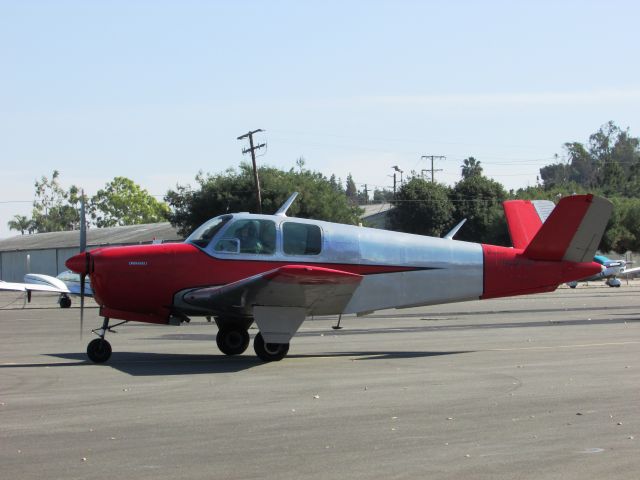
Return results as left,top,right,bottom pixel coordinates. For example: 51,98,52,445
67,213,601,325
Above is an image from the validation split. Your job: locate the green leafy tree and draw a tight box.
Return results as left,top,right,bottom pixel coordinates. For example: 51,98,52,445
31,170,81,233
372,188,394,203
345,173,358,204
601,160,625,196
539,162,570,189
328,174,343,193
600,198,640,254
165,163,362,237
90,177,170,228
451,175,509,245
388,177,454,236
7,215,34,235
540,122,640,193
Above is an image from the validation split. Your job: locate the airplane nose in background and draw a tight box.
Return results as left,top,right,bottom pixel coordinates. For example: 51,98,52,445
66,253,88,274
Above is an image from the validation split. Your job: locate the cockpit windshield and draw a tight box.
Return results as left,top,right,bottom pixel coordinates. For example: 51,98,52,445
186,215,232,248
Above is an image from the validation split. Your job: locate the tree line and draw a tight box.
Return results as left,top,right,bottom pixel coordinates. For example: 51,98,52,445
7,171,169,234
8,122,640,253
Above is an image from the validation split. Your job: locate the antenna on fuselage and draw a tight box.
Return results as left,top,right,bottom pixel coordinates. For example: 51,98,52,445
444,218,467,240
275,192,299,217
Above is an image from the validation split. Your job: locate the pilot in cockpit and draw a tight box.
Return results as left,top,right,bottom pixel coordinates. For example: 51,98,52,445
237,220,263,254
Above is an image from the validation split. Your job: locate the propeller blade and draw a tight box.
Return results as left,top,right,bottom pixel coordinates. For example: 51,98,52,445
79,190,87,338
80,272,85,338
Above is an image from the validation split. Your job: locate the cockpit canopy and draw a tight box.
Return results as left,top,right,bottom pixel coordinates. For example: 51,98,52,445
185,214,323,257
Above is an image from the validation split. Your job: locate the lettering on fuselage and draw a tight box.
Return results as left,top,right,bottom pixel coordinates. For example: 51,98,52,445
128,261,148,266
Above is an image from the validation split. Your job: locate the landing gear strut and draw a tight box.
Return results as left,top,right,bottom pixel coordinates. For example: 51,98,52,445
86,317,126,363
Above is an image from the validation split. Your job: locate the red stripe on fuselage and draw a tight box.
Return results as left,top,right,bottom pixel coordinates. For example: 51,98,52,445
81,243,422,323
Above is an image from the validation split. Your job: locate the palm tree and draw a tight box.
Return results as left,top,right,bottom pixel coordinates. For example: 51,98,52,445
461,157,483,179
7,215,33,235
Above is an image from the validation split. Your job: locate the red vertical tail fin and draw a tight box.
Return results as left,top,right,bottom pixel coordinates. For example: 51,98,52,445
503,195,612,262
522,195,612,262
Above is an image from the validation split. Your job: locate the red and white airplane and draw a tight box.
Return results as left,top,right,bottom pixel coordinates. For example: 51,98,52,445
63,193,611,363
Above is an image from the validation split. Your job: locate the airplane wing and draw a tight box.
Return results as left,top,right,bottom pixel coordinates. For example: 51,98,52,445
181,265,363,344
619,266,640,277
0,280,70,294
182,265,363,317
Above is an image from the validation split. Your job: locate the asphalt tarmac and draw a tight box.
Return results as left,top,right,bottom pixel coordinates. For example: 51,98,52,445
1,282,639,480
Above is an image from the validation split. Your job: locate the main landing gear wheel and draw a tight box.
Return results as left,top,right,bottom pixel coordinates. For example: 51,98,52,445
253,332,289,362
87,338,112,363
59,295,72,308
216,327,250,356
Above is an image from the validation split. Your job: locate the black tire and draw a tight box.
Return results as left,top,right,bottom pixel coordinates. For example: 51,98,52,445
216,327,250,356
569,285,577,289
87,338,112,363
253,332,289,362
59,296,72,308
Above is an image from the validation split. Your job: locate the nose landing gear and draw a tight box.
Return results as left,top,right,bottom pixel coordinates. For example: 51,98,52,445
87,337,112,363
86,317,127,363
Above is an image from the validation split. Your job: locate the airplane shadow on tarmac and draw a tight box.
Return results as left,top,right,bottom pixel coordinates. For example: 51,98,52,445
0,349,470,376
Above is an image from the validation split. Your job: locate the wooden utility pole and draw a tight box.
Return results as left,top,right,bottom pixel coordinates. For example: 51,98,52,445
237,129,266,213
421,155,445,183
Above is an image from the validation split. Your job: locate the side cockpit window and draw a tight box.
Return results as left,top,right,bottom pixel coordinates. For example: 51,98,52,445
214,219,276,255
186,215,232,248
283,222,322,255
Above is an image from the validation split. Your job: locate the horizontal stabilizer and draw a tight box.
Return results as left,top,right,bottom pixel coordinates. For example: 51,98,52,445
523,195,612,262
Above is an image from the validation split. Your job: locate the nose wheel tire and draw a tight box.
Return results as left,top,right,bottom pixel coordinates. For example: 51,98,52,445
87,338,112,363
253,332,289,362
216,327,250,356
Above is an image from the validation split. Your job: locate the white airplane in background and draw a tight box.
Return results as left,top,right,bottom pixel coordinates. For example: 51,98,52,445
0,270,94,308
566,255,640,288
24,271,93,307
0,276,70,307
0,191,91,307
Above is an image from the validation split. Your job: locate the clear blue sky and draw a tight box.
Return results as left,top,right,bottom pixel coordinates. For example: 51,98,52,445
1,0,639,238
